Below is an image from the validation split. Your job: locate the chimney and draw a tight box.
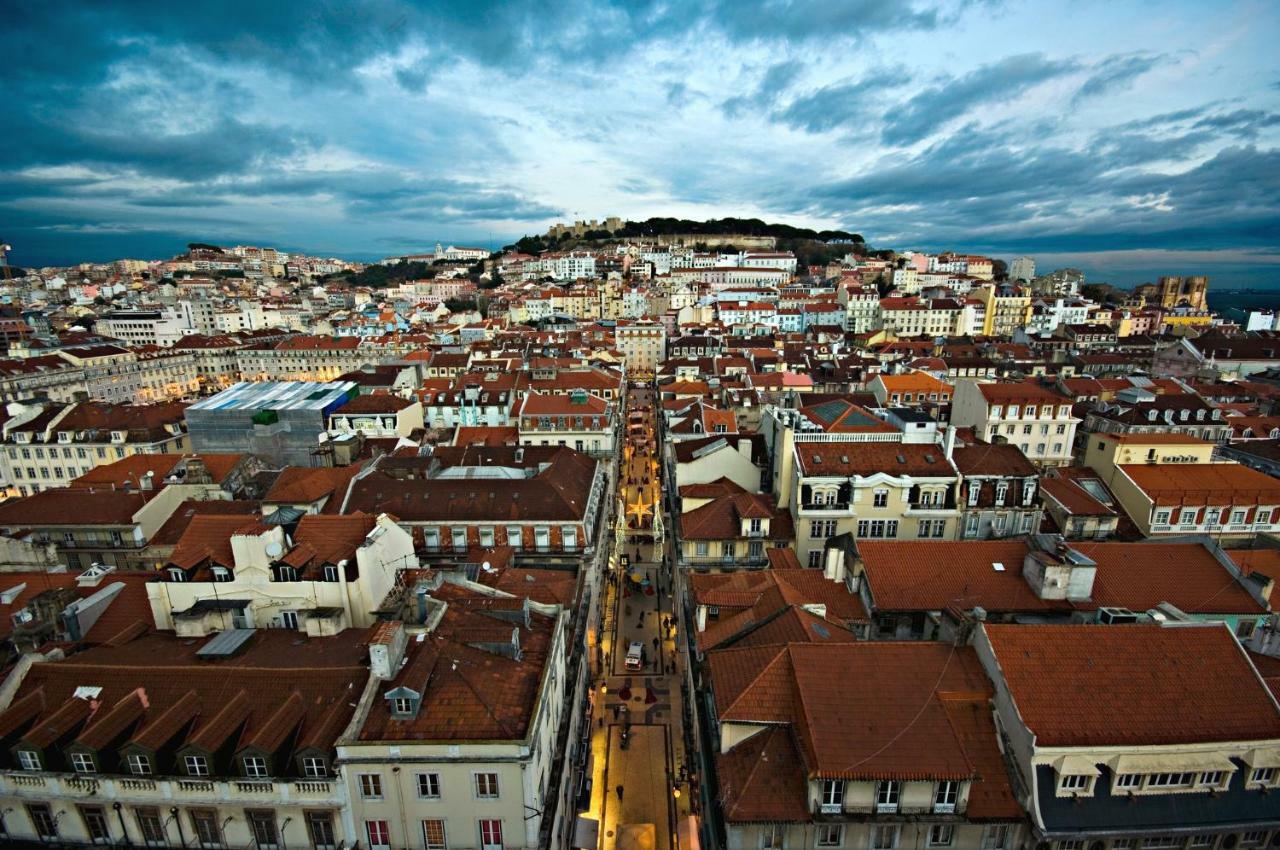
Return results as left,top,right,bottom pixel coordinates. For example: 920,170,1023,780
943,425,956,461
368,621,408,679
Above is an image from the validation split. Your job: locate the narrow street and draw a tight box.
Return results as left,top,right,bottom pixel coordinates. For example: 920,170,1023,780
583,382,699,850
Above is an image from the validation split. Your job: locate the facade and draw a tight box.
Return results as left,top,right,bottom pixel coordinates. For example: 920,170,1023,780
516,390,616,456
615,320,666,375
953,443,1042,539
677,491,794,569
1105,461,1280,540
951,381,1078,467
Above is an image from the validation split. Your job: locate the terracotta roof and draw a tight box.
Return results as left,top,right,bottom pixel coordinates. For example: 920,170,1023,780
1039,475,1116,517
337,394,414,413
795,442,956,478
150,499,263,546
452,426,519,446
678,478,748,500
952,443,1037,476
678,493,794,541
264,463,365,509
1232,549,1280,583
797,399,898,435
708,642,1018,815
716,725,811,823
0,489,149,526
280,513,377,574
167,514,265,569
1120,462,1280,506
982,623,1280,747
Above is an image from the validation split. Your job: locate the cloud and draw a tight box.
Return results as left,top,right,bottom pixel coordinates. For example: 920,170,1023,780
777,67,911,132
881,53,1081,145
1073,52,1169,103
722,60,807,117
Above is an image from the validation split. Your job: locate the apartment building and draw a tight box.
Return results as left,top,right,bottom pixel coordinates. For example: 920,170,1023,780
516,390,615,456
676,490,794,569
0,400,190,496
975,623,1280,846
951,381,1078,467
96,307,188,346
706,641,1025,850
1083,390,1232,443
789,442,961,567
343,446,606,563
338,586,573,850
615,320,666,375
953,443,1042,539
0,629,368,849
1105,461,1280,541
149,512,414,634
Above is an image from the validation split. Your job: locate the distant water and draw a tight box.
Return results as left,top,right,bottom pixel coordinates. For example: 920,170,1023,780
1208,290,1280,322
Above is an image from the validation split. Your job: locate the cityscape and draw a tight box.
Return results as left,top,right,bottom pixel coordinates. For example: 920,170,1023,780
1,3,1280,850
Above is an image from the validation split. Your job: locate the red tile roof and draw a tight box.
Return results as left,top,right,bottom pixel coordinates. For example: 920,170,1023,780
983,623,1280,747
264,463,365,510
1120,462,1280,506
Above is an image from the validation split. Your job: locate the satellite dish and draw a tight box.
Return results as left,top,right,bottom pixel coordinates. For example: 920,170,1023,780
481,561,492,573
265,541,284,558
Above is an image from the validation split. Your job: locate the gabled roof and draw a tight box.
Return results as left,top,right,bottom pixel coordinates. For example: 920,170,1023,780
264,463,365,509
678,493,793,541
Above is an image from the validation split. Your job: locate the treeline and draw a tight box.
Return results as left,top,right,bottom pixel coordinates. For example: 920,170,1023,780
328,261,440,287
613,217,863,243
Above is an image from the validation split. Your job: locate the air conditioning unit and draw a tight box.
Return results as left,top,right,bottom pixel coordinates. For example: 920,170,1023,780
1098,607,1139,625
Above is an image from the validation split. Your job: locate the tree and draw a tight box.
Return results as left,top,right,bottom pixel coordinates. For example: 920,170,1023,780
991,259,1008,282
444,297,477,313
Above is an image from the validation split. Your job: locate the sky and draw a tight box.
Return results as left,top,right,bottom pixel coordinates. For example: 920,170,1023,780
3,0,1279,288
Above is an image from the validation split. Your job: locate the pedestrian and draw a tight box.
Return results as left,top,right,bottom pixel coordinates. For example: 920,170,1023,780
652,636,659,653
616,785,624,800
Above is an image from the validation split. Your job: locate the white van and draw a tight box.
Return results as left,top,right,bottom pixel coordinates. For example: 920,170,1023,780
624,641,645,670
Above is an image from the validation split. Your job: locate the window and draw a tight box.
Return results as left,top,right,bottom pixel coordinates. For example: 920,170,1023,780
696,541,709,556
1148,771,1194,788
871,825,899,850
994,482,1008,504
306,812,337,850
394,696,415,714
506,526,522,550
27,803,58,840
185,754,210,776
875,780,900,812
359,773,384,799
1154,510,1170,525
873,489,889,507
1238,619,1258,639
1188,837,1216,850
1250,766,1277,786
323,564,339,582
366,820,391,850
1141,839,1182,850
302,757,327,778
1058,842,1085,850
810,520,836,538
475,772,500,798
820,779,844,811
452,528,468,553
190,810,221,848
243,755,269,778
816,825,842,847
479,819,503,850
1233,509,1248,524
1240,833,1267,849
247,811,280,850
422,820,447,850
751,823,785,850
1199,771,1224,787
17,749,41,771
928,825,954,847
981,826,1010,850
1023,424,1033,435
1114,773,1140,790
80,806,111,845
70,751,97,773
1113,842,1135,850
212,566,232,582
136,808,166,847
418,772,442,799
934,780,959,812
1059,773,1091,792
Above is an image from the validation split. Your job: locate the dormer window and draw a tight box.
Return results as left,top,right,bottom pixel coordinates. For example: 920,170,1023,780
301,756,328,778
323,564,339,582
57,432,71,444
211,567,233,583
111,431,127,443
386,687,421,719
17,749,41,771
1059,773,1093,793
275,566,298,582
127,753,152,775
168,568,187,583
184,754,210,777
70,752,97,774
243,756,269,778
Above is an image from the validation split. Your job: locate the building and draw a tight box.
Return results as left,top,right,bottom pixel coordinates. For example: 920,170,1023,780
704,641,1026,850
789,442,961,567
1151,274,1210,310
344,446,606,563
868,371,954,408
1104,461,1280,540
0,628,369,850
516,390,616,456
953,443,1042,539
1038,469,1121,540
668,435,764,495
1082,390,1232,443
186,381,359,467
950,381,1078,467
614,320,666,375
975,622,1280,845
676,491,794,569
0,400,191,496
1010,256,1036,283
96,308,188,347
337,583,574,850
149,512,415,635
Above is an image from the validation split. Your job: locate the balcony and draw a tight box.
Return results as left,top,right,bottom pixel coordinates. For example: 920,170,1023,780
819,802,843,814
798,502,852,515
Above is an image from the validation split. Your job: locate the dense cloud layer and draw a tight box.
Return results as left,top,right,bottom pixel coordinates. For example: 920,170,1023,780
2,0,1277,283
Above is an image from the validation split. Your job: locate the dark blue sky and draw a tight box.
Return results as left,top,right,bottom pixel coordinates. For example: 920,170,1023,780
3,1,1279,288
